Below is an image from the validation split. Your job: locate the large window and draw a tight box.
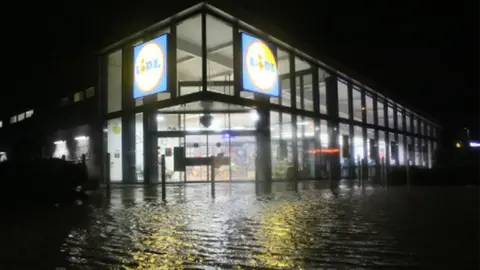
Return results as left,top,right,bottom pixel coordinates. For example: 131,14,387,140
405,113,411,133
294,57,313,111
337,79,349,118
135,113,144,182
365,92,374,124
177,15,202,96
377,98,385,126
353,125,364,163
107,50,122,113
271,112,294,180
276,49,291,107
206,15,233,95
297,116,315,179
352,87,362,122
387,105,394,129
318,68,328,114
397,108,404,131
107,117,123,182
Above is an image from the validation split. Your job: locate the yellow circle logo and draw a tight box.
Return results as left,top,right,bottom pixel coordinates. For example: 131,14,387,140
245,41,278,91
134,42,165,93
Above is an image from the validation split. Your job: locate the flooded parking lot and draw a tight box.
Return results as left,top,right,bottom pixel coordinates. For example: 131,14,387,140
1,182,478,269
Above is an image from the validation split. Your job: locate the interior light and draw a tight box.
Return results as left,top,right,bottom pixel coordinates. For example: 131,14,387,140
75,136,89,141
249,110,259,121
157,115,165,121
54,140,65,145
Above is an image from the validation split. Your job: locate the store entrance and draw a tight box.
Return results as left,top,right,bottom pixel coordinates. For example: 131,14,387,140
156,131,256,182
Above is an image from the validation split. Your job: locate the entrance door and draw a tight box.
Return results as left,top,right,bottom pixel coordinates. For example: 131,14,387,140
155,131,257,182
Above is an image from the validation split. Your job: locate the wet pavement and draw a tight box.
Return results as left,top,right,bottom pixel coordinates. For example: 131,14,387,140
1,181,478,269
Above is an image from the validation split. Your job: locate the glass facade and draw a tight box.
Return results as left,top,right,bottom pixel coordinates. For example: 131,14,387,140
99,5,438,184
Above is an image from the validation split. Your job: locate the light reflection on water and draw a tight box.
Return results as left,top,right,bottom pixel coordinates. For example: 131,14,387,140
2,182,479,269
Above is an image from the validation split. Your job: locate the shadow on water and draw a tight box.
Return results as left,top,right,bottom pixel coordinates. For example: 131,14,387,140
1,180,479,269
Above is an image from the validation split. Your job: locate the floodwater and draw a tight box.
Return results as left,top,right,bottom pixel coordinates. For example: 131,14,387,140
1,181,478,269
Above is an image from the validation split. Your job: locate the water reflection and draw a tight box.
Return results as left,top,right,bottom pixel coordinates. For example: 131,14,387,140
3,183,478,269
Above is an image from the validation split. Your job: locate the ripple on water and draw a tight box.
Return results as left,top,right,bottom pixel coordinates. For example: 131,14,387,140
4,184,477,269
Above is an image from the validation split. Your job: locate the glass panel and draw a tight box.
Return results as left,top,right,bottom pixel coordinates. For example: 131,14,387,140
107,50,122,113
177,15,202,96
406,113,411,133
318,68,328,114
389,134,397,166
398,134,405,165
388,105,394,129
270,111,282,179
135,113,144,182
377,99,385,126
339,123,353,178
353,125,364,163
397,108,404,131
107,117,123,182
420,121,425,135
337,79,349,118
352,87,362,122
379,131,386,163
367,128,376,164
208,134,230,181
185,134,207,181
415,137,421,166
230,135,256,181
294,57,310,110
206,15,233,95
277,49,291,107
230,111,257,130
297,116,315,179
365,93,374,124
303,74,314,111
157,114,181,131
413,117,418,134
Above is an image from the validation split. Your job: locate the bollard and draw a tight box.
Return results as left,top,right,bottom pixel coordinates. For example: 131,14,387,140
105,153,111,192
161,154,166,201
211,160,215,198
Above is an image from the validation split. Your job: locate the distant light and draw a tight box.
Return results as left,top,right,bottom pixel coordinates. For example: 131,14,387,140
75,136,89,141
361,107,366,111
455,142,462,148
469,141,480,148
54,140,65,145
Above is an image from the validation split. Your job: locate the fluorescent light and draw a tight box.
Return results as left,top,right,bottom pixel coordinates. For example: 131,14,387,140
54,140,65,145
157,115,164,121
75,136,89,141
469,141,480,148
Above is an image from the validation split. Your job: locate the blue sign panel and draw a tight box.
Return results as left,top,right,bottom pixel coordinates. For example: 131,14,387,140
133,34,168,99
241,33,279,97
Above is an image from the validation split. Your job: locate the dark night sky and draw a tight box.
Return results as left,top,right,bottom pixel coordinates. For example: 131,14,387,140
3,1,478,137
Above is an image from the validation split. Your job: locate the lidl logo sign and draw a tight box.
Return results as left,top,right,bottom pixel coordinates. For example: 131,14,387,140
241,33,279,97
133,34,168,99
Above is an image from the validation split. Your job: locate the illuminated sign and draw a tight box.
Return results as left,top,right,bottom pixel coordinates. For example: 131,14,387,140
241,33,279,97
133,34,168,99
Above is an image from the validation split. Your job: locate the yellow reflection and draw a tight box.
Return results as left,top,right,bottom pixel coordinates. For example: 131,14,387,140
255,201,307,269
126,208,202,270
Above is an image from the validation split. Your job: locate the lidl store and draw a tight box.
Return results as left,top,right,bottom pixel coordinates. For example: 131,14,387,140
96,3,438,184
